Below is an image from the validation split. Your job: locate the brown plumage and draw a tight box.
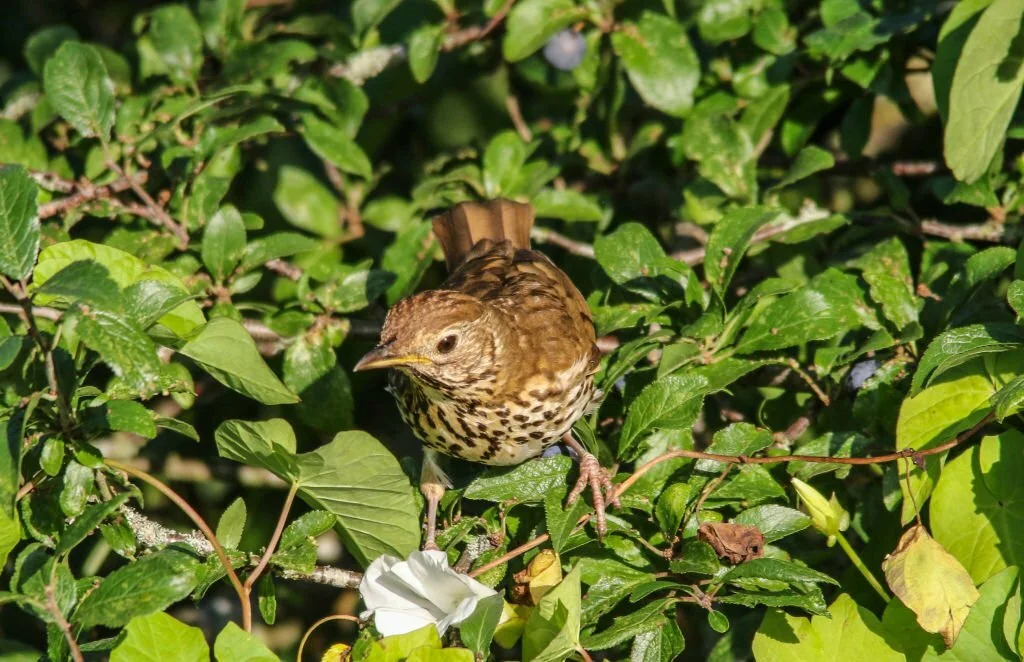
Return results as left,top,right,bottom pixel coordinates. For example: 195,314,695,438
356,199,618,545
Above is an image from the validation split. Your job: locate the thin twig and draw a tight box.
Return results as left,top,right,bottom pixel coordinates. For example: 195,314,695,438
45,584,83,662
531,227,595,259
105,460,250,631
442,0,515,51
37,173,147,219
264,259,302,281
469,412,994,578
506,94,533,142
122,505,362,588
919,218,1014,243
105,160,189,249
244,482,299,593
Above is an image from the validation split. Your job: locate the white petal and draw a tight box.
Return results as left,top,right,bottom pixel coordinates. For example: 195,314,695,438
372,606,439,637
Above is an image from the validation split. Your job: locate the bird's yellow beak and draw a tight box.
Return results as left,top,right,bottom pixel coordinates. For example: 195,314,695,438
354,347,431,372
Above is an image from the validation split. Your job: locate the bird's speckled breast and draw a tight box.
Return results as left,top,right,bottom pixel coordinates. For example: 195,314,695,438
388,360,597,466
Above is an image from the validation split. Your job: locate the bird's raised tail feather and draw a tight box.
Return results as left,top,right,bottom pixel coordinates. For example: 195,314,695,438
432,199,534,271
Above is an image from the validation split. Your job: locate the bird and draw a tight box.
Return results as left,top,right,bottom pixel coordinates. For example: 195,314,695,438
355,198,619,549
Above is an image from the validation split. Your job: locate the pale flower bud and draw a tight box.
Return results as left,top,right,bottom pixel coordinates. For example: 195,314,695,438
792,477,850,546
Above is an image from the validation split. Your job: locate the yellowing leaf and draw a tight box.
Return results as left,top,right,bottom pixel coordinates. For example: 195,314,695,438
525,550,562,604
882,525,980,647
321,643,351,662
493,602,530,649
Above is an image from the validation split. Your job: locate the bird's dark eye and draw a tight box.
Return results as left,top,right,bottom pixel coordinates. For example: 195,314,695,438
436,335,458,354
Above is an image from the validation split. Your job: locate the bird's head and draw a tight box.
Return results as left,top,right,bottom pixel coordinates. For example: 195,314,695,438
354,290,501,391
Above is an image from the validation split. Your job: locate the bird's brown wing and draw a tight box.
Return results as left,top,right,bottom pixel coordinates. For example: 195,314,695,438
444,241,598,383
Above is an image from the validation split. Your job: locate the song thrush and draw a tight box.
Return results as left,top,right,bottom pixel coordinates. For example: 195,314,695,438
355,199,619,548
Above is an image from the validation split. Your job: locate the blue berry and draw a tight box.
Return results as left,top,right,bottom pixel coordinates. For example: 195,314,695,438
846,359,880,391
543,30,586,71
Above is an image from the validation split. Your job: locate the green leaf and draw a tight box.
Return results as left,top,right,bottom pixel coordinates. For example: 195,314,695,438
533,188,604,223
239,232,318,272
465,455,572,503
101,400,158,438
697,0,754,44
381,221,436,304
257,575,276,625
123,280,192,331
111,612,209,662
213,622,278,662
593,222,665,285
896,362,994,524
523,564,582,662
202,205,247,282
933,0,994,122
583,599,672,651
59,460,93,518
771,146,835,190
458,594,505,657
723,557,839,587
482,130,530,198
669,540,721,575
752,593,902,660
736,268,871,353
678,114,757,200
215,420,419,566
930,567,1020,659
35,260,119,308
992,374,1024,421
43,42,115,140
279,510,336,549
619,374,708,460
852,237,919,332
629,619,685,662
704,207,777,294
352,0,402,34
0,166,40,281
283,331,353,433
367,624,442,661
76,548,203,627
34,240,204,337
732,505,810,544
273,166,341,238
910,323,1024,395
57,492,130,557
655,482,691,540
180,317,299,405
24,25,79,74
502,0,587,62
139,4,204,84
312,260,392,313
612,12,700,117
299,113,373,180
931,431,1024,584
40,437,63,476
787,431,872,481
544,487,591,553
0,415,24,568
67,303,165,397
408,23,445,84
944,0,1024,183
216,497,247,550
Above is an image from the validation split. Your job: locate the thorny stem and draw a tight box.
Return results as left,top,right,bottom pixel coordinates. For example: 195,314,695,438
835,531,891,604
105,459,250,631
244,481,300,593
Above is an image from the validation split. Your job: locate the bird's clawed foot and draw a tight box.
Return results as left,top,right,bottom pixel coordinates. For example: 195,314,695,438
563,436,620,538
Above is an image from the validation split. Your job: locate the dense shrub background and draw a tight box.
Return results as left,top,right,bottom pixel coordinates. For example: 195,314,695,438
2,0,1024,660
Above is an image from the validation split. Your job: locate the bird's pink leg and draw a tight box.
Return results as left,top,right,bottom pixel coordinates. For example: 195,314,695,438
562,434,620,537
420,449,450,550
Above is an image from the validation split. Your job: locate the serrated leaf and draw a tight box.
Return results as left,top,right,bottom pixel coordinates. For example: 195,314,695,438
732,505,810,544
35,260,119,308
216,497,246,550
279,510,335,549
771,145,835,190
910,323,1024,395
0,165,40,281
76,548,203,627
465,455,572,503
522,565,581,662
459,594,505,657
239,232,318,272
704,207,777,294
619,374,708,460
43,42,115,139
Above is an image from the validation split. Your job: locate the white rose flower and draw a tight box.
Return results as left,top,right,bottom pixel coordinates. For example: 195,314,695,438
359,549,497,637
